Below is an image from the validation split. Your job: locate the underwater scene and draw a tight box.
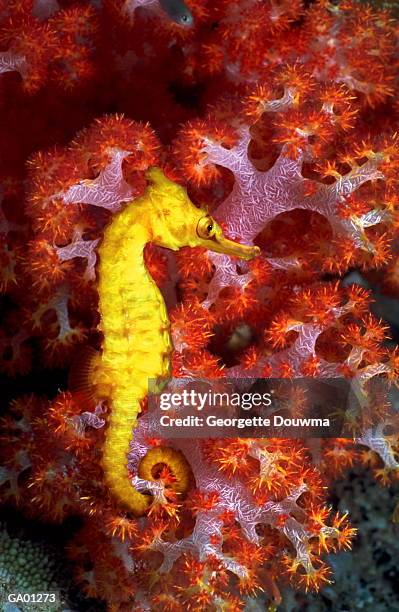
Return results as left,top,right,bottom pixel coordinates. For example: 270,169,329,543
0,0,399,610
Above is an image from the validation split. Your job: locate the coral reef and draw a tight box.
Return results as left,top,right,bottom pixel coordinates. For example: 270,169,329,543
0,0,398,610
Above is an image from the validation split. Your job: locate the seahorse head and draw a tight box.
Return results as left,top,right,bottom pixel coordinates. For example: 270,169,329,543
145,166,260,261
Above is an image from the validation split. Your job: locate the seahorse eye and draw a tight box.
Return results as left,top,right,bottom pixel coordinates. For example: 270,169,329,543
197,216,215,239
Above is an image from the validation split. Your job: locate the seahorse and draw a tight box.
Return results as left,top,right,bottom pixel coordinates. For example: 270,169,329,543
86,167,259,516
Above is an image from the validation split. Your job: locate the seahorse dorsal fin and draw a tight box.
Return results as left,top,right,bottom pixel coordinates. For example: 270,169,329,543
68,345,101,406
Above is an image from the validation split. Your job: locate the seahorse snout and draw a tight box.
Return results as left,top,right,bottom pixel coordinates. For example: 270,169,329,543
206,236,260,260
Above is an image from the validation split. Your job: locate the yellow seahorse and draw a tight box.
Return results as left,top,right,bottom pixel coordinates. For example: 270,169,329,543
87,167,259,516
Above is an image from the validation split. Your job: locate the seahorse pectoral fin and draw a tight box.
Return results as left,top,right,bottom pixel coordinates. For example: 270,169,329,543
208,236,260,261
69,345,103,406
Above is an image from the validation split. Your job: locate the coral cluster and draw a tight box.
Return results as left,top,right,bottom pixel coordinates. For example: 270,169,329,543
277,467,399,612
0,522,65,611
0,0,398,610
